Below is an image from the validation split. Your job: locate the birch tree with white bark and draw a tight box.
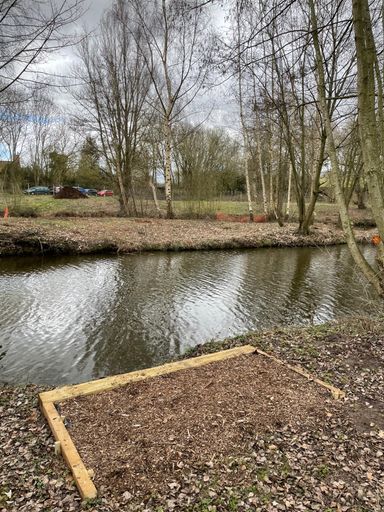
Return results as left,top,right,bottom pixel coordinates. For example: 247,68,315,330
132,0,211,218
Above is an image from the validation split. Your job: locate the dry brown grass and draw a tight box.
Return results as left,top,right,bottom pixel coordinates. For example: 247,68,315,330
0,217,375,256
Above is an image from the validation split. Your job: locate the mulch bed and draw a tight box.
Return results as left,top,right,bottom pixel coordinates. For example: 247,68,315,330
60,353,337,499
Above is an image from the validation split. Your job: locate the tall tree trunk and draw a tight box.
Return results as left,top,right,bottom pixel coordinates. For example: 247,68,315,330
356,179,367,209
309,0,383,295
300,130,326,234
275,164,285,226
352,0,384,267
255,108,268,215
164,118,174,219
116,162,131,216
260,165,268,217
275,131,285,226
236,8,254,222
244,151,254,221
286,162,292,218
238,97,254,221
269,168,274,215
149,176,162,217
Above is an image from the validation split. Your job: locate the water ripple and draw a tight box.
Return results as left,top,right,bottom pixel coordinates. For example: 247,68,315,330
0,246,380,385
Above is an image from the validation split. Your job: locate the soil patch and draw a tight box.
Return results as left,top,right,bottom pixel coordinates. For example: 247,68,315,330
60,353,338,498
54,187,87,200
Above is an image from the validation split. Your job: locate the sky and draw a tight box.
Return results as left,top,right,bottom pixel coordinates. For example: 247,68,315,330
32,0,107,92
31,0,241,137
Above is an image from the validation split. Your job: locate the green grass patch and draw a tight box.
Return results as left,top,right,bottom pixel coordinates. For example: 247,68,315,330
315,464,330,479
0,193,346,220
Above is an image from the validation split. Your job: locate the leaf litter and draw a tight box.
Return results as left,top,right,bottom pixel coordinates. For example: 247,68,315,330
1,317,384,511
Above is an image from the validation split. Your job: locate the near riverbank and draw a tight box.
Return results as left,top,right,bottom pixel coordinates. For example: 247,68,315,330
1,317,384,511
0,217,376,256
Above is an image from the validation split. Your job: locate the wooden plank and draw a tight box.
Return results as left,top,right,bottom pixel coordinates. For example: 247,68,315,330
40,400,97,500
39,345,256,404
254,348,345,399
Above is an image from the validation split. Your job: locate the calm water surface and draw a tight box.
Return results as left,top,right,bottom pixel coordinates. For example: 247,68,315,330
0,245,379,385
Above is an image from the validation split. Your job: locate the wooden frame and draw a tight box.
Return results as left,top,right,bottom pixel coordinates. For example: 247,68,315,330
253,348,346,400
39,344,345,500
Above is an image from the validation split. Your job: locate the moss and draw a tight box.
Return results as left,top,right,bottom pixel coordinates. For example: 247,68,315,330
81,497,103,509
227,495,240,511
255,466,269,482
293,344,320,358
315,464,330,478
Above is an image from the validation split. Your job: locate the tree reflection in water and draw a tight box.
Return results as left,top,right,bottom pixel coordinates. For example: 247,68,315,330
0,245,378,385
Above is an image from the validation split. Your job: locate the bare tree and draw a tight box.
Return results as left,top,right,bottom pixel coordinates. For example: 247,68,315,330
308,0,382,295
133,0,211,218
234,1,254,221
72,0,151,216
0,0,84,95
352,0,384,269
0,87,28,161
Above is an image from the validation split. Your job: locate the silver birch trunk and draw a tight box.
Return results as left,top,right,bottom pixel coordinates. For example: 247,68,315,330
300,131,326,234
149,177,162,217
236,9,253,222
164,118,174,219
269,170,274,215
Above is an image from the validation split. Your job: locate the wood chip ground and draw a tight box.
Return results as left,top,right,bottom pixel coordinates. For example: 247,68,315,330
60,353,338,497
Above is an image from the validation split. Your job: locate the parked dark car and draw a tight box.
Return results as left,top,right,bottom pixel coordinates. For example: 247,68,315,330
73,186,87,194
85,188,98,196
97,190,114,197
23,186,51,195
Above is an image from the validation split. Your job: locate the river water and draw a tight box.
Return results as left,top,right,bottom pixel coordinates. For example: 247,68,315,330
0,245,378,385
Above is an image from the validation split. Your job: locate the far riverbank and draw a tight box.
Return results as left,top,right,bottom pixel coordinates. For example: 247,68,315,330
0,217,376,257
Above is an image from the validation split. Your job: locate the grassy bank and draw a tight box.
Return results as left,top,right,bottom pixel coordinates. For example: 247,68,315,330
0,194,376,225
0,217,376,257
1,195,269,218
1,317,383,511
0,194,377,257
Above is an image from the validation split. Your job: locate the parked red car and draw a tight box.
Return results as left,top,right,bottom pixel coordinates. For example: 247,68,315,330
97,190,114,197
